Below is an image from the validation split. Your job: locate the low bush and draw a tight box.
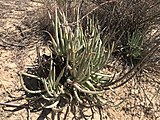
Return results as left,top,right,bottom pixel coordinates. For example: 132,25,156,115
20,4,115,110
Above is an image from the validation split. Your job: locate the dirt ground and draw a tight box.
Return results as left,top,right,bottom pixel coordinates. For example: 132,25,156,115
0,0,160,120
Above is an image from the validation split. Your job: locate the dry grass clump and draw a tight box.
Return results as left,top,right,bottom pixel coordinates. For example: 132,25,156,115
90,0,160,65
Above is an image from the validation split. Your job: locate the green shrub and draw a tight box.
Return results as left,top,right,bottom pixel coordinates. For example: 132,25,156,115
20,6,114,109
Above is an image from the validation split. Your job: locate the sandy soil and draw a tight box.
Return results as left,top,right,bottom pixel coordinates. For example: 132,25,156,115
0,0,160,120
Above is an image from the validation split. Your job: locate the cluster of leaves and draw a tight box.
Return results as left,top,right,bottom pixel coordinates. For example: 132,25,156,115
20,5,114,109
126,31,144,65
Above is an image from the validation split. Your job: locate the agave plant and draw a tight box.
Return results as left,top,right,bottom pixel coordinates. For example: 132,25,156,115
125,31,144,66
127,31,143,58
20,6,114,110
